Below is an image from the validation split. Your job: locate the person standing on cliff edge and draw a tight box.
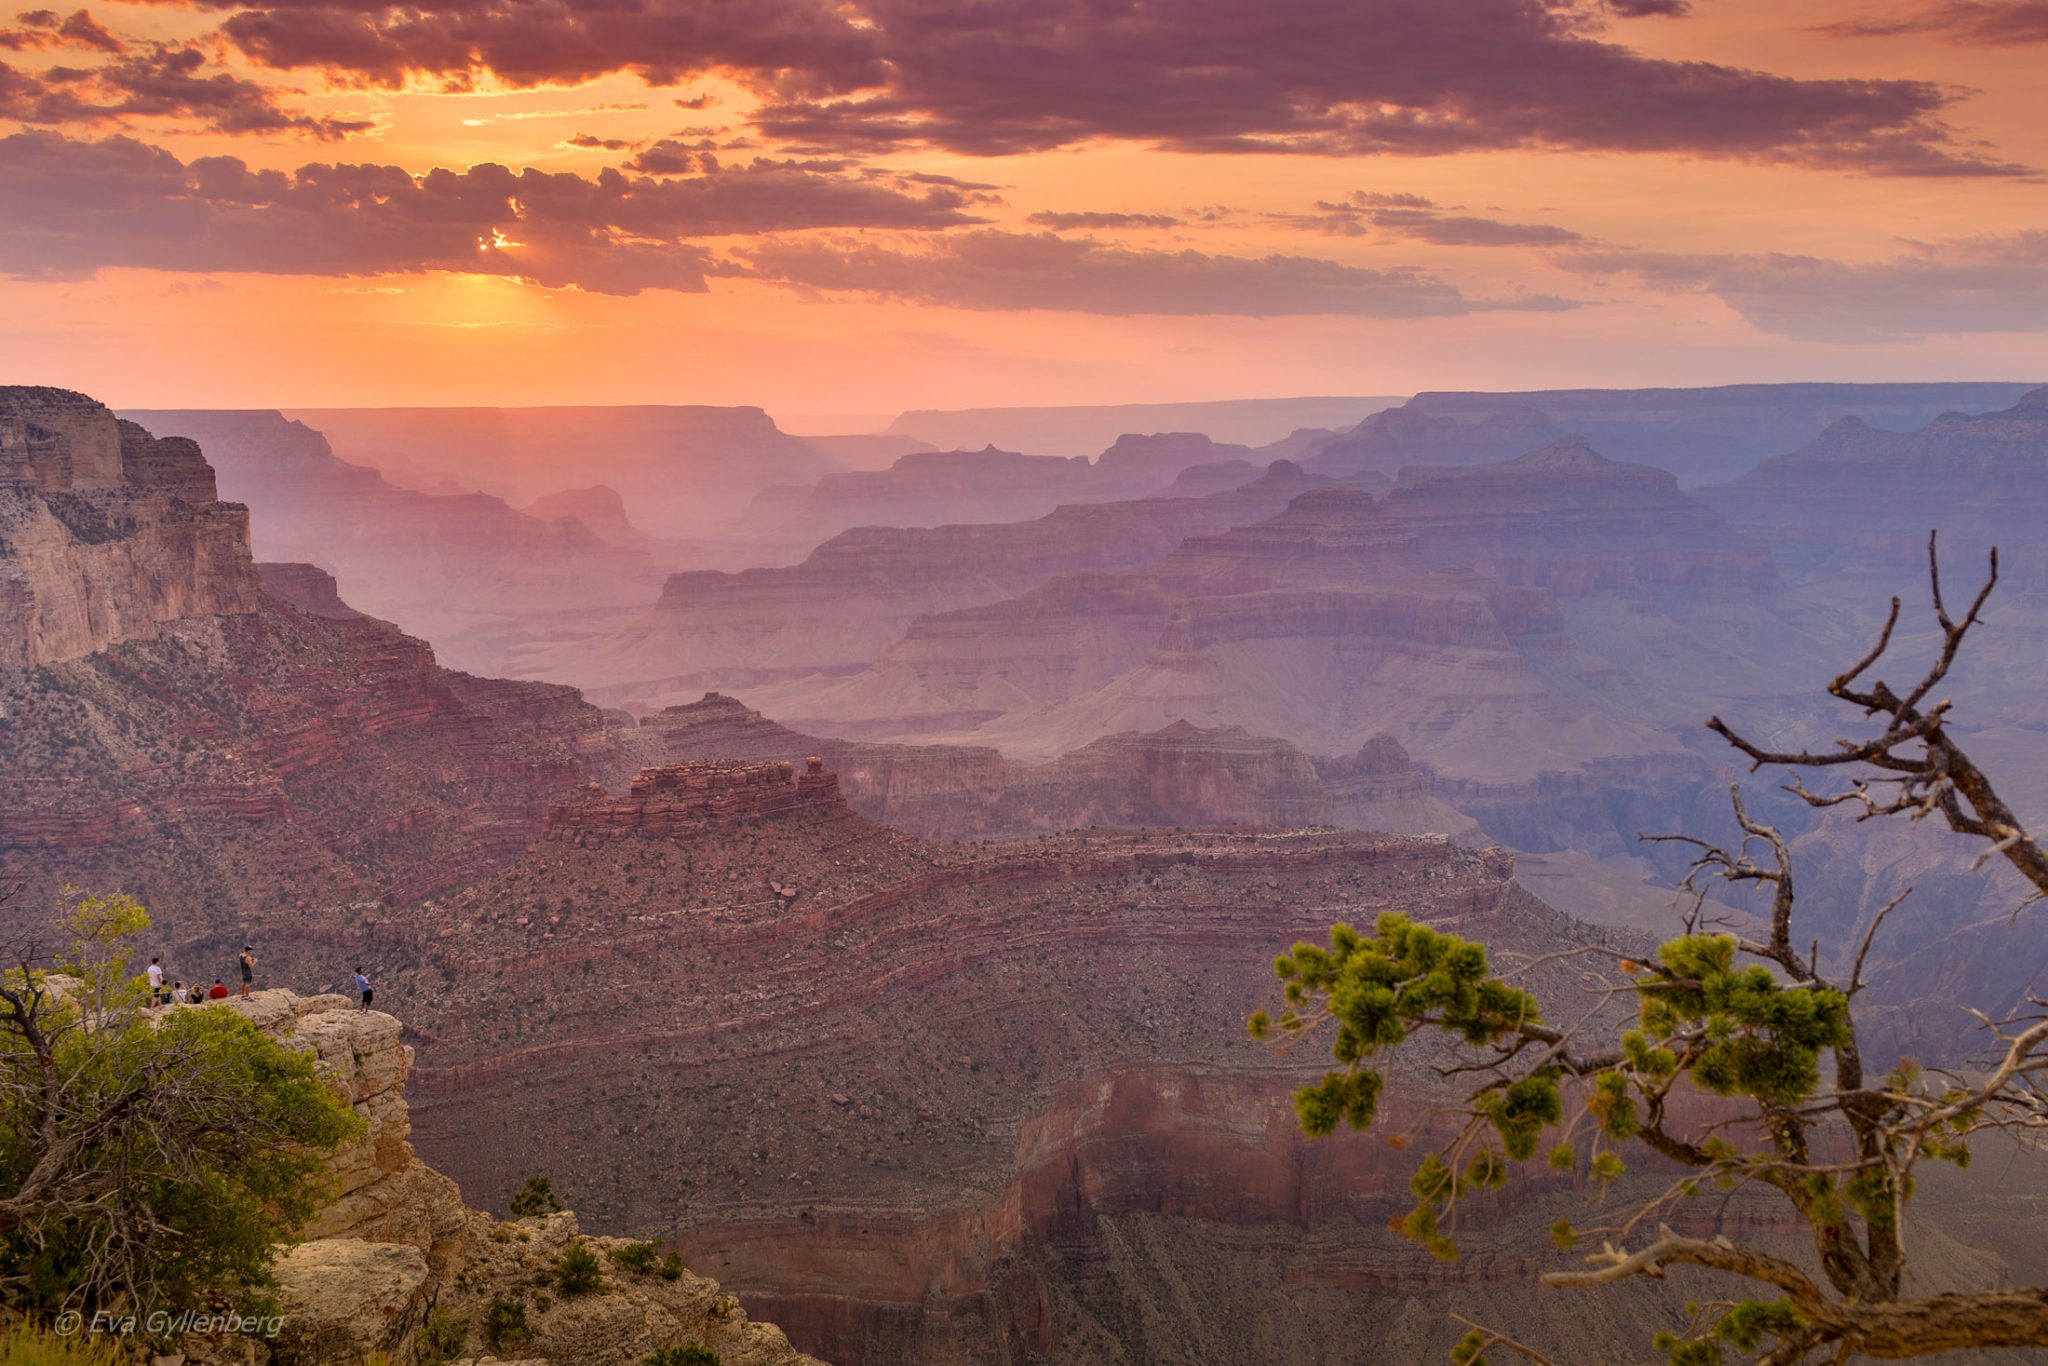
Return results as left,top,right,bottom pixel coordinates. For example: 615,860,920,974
353,967,372,1013
238,945,256,997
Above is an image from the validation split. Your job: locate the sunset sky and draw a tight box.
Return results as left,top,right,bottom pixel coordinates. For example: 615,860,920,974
3,0,2046,416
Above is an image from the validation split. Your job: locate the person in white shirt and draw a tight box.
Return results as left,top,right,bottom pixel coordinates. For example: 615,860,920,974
147,957,166,1006
171,981,191,1005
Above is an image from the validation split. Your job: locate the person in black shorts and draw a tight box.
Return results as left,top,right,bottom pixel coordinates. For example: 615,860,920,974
238,945,256,997
353,967,373,1013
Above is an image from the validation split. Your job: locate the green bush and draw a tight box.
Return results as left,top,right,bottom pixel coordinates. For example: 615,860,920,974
646,1346,722,1366
484,1295,531,1351
554,1242,604,1296
609,1239,663,1274
660,1250,686,1281
509,1173,562,1217
0,895,361,1321
416,1307,469,1366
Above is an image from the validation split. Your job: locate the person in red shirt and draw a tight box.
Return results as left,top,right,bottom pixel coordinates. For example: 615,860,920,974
206,979,230,1001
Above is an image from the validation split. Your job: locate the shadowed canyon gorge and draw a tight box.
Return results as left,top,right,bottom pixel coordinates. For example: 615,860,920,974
8,381,2048,1364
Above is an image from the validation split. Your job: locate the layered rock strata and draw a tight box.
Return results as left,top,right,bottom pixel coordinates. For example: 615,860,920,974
1,387,257,669
319,763,1664,1363
0,401,628,942
642,694,1475,841
506,461,1327,711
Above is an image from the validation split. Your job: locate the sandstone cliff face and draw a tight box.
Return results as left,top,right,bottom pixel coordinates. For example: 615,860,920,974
1,388,257,670
204,990,817,1366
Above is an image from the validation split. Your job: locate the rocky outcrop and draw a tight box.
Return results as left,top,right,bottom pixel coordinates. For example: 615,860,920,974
203,989,817,1366
1,387,258,670
546,758,847,840
257,561,365,619
643,695,1475,841
522,484,648,547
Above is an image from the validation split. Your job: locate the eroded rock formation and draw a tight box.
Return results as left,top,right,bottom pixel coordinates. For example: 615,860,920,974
643,694,1476,840
1,387,257,670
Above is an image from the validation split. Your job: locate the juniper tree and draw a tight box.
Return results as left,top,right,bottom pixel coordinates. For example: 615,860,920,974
0,887,361,1317
1255,538,2048,1363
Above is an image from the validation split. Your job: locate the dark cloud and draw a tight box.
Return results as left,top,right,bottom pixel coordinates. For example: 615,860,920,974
1607,0,1692,15
624,138,717,175
1561,233,2048,338
0,8,123,51
0,131,987,293
106,0,2021,177
1819,3,2048,44
1026,211,1182,230
0,44,372,136
742,229,1581,316
1284,192,1587,245
564,132,631,150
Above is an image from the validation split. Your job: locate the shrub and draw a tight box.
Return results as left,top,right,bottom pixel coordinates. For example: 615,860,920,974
416,1308,469,1366
554,1242,604,1296
484,1296,531,1351
509,1173,562,1217
646,1346,722,1366
0,891,361,1319
660,1251,686,1281
609,1239,662,1274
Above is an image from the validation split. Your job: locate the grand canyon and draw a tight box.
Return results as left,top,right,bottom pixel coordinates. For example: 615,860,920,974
8,373,2048,1364
8,3,2048,1361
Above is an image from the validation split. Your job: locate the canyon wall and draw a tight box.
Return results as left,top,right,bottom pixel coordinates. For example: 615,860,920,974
301,761,1697,1363
2,387,258,670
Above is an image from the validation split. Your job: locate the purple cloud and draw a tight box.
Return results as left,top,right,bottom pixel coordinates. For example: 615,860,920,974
743,229,1581,316
624,137,718,175
1563,232,2048,338
1819,3,2048,43
1025,211,1182,230
106,0,2023,177
0,131,988,293
0,8,123,51
1286,191,1587,245
0,43,371,137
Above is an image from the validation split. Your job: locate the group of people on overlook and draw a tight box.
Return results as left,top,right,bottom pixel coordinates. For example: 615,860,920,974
142,946,375,1012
